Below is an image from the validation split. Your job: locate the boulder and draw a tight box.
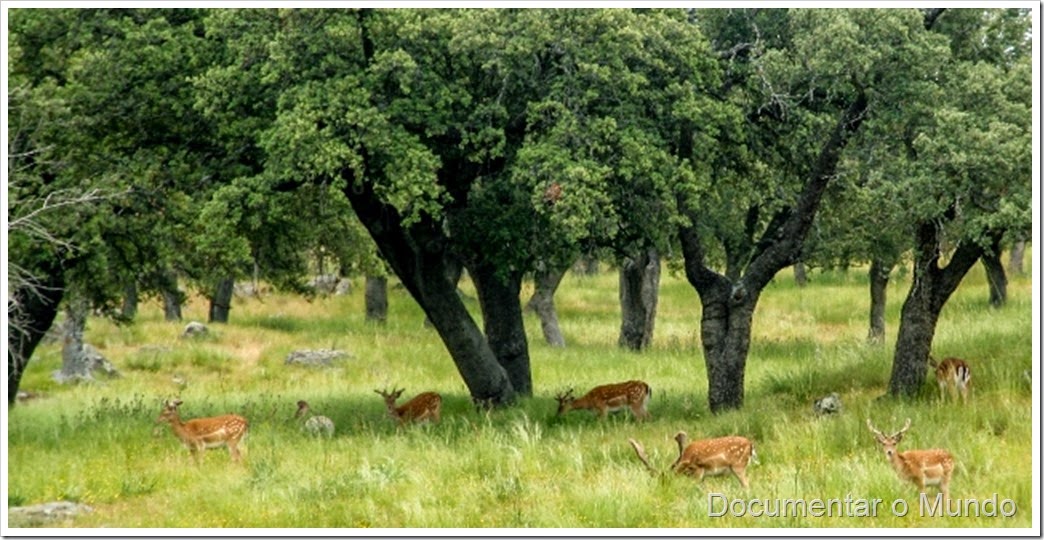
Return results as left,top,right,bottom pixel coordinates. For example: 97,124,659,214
182,321,208,338
8,501,93,527
813,392,842,416
285,349,351,367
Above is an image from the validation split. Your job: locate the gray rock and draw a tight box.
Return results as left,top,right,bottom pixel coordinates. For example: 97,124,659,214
8,501,93,527
285,349,351,367
335,278,352,295
309,275,339,295
182,321,208,338
813,392,842,416
305,415,336,437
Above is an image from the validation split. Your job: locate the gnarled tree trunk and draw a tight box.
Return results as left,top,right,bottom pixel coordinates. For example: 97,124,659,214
678,91,868,413
8,262,66,404
867,258,894,344
471,262,532,396
618,248,660,351
1009,240,1026,276
981,235,1007,308
526,263,568,347
121,281,138,321
887,222,994,396
364,274,388,322
208,277,234,323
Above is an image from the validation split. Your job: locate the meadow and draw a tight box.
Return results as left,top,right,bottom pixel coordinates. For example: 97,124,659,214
5,261,1036,530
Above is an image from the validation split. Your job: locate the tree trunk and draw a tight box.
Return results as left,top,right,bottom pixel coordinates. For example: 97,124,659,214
618,248,660,351
1009,240,1026,276
887,221,993,397
8,263,66,405
208,277,234,323
677,91,868,413
867,258,894,344
471,263,532,396
55,299,92,383
121,281,138,321
343,169,516,405
424,254,463,328
793,262,808,287
158,269,183,321
526,263,568,347
364,274,388,322
982,237,1007,308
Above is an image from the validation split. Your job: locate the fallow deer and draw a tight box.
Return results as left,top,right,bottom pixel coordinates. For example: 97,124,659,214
555,380,651,421
628,432,756,488
375,388,442,425
156,399,248,463
867,418,954,500
295,400,335,437
928,356,971,403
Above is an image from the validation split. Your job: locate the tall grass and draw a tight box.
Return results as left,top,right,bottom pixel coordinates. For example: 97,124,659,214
6,261,1034,529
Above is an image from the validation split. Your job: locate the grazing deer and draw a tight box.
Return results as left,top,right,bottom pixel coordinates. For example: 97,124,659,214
155,399,248,463
375,388,442,425
555,380,651,421
867,418,954,500
295,400,335,437
628,432,755,488
928,356,971,403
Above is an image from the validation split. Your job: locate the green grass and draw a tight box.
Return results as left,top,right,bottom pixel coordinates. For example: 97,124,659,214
6,261,1035,529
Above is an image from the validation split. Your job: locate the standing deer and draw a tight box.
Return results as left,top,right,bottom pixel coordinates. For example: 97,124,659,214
155,399,248,463
928,356,971,403
628,432,756,488
375,388,442,425
867,418,954,500
295,400,335,437
555,380,651,421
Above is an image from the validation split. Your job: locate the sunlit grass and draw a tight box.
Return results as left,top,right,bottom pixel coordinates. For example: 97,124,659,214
7,261,1034,529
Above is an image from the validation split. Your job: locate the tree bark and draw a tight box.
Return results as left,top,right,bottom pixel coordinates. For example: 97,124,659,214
677,91,868,413
618,248,661,351
793,262,808,287
471,262,532,396
867,258,894,344
1008,240,1026,276
364,274,388,322
121,281,138,321
157,269,183,321
55,299,91,382
8,262,66,405
887,221,994,397
343,171,516,405
208,277,234,323
981,235,1007,308
526,263,568,347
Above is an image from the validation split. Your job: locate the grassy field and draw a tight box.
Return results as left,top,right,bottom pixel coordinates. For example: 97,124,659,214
5,261,1036,530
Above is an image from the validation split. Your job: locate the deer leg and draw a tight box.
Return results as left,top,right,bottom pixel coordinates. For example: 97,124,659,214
732,466,750,489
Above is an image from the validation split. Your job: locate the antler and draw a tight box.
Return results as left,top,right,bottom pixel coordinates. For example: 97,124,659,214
555,388,575,402
866,418,885,438
628,438,658,475
895,418,912,438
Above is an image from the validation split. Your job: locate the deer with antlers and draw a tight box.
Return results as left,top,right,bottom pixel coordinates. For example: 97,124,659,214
928,356,971,403
375,388,442,425
867,418,954,500
628,432,755,488
555,380,651,421
155,399,249,463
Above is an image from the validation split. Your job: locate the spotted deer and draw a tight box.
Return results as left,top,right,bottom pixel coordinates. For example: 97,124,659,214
555,380,651,421
928,356,971,403
867,418,954,500
628,432,756,487
295,400,335,437
375,388,442,425
155,399,248,463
